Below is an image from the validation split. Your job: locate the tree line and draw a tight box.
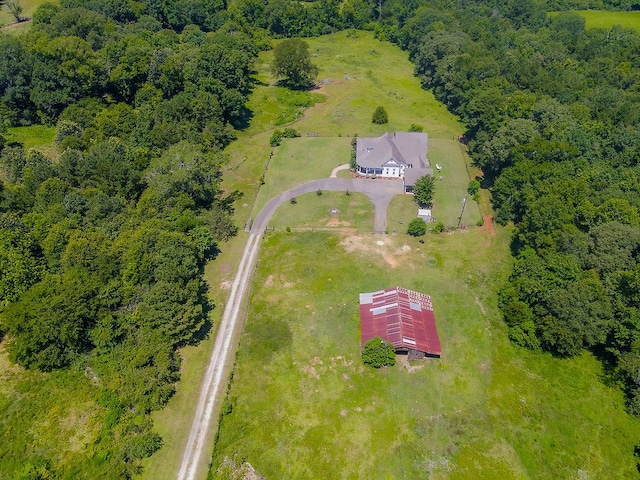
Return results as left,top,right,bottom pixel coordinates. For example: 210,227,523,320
0,4,257,477
3,0,640,476
368,0,640,417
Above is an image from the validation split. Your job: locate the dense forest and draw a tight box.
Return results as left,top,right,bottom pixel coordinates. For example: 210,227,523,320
3,0,640,477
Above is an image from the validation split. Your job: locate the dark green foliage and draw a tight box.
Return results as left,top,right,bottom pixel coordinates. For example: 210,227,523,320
467,180,480,197
412,175,435,207
407,218,426,237
271,38,318,88
4,270,101,370
371,106,388,124
270,127,300,147
362,336,396,368
409,123,423,132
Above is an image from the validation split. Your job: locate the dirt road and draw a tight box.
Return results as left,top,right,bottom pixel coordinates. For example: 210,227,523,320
177,177,402,480
177,233,261,480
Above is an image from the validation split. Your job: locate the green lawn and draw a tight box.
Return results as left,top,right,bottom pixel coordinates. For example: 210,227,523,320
269,191,374,232
550,10,640,32
210,229,640,479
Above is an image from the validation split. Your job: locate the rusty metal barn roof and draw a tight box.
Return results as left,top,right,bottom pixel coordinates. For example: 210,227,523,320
359,287,442,357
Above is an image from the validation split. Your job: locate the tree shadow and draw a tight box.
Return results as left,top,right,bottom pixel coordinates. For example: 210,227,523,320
231,105,254,131
188,281,216,345
274,79,317,92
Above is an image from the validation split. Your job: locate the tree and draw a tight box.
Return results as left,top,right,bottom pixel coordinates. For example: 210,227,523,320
407,218,426,236
271,38,318,89
2,0,24,23
413,175,435,207
362,336,396,368
372,106,388,124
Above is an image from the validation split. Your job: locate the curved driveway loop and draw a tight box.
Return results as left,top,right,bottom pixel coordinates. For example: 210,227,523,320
252,178,404,234
178,177,402,480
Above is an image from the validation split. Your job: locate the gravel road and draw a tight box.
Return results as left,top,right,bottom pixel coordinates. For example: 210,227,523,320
177,177,403,480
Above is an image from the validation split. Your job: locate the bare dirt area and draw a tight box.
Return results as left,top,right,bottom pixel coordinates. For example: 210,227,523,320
396,355,427,373
263,274,296,289
480,215,495,236
326,216,351,227
340,235,412,268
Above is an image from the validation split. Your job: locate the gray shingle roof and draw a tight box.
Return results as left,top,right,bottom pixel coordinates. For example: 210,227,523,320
356,132,428,169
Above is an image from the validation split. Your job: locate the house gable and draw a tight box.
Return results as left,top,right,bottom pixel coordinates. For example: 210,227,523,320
355,132,431,182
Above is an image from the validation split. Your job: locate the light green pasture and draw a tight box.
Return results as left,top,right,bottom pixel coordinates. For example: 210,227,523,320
210,229,640,479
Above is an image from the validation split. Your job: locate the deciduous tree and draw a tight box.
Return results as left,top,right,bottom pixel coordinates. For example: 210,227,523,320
412,175,435,207
362,336,396,368
271,38,318,89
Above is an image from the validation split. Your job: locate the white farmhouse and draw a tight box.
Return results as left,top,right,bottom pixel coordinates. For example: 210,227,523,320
355,132,433,192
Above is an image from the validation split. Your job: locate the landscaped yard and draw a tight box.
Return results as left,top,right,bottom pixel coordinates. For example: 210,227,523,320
269,191,374,232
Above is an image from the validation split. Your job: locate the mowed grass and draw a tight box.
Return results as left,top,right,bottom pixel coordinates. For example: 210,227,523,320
210,229,640,479
550,10,640,32
252,136,352,215
248,31,475,227
269,191,374,232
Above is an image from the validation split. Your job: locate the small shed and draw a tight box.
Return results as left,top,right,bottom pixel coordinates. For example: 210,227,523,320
359,287,442,358
418,209,432,222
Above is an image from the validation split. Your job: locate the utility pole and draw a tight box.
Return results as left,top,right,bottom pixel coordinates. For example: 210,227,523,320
457,195,467,229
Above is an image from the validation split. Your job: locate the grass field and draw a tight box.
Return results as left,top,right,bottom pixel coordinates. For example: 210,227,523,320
269,191,374,232
5,125,58,159
0,0,54,33
0,343,105,478
209,229,640,479
550,10,640,32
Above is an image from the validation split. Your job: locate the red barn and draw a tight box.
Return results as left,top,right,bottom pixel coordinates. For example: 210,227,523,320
359,287,442,358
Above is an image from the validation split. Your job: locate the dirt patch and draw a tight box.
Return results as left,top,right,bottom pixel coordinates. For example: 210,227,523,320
480,215,495,236
326,216,351,227
340,235,412,268
475,296,486,315
263,274,295,289
220,280,232,290
396,355,426,373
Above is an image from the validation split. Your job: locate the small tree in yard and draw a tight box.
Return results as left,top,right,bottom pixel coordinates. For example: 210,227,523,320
362,336,396,368
2,0,24,22
413,175,435,207
407,218,426,237
372,106,388,124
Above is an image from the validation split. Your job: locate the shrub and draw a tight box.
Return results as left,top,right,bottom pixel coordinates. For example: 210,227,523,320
409,123,424,132
372,106,388,124
270,128,300,147
362,336,396,368
433,221,445,233
467,179,480,196
407,218,427,236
